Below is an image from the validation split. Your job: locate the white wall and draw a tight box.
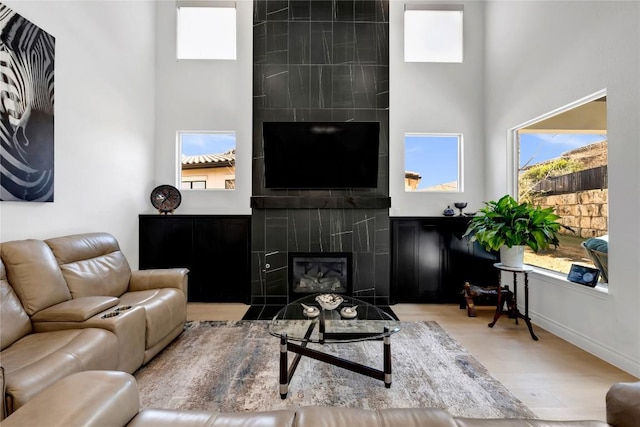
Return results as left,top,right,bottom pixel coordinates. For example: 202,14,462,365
153,0,252,215
0,0,157,269
156,0,484,217
484,1,640,376
3,0,637,376
389,1,486,217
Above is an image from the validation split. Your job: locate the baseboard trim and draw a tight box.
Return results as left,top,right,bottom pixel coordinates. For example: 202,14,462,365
530,311,640,377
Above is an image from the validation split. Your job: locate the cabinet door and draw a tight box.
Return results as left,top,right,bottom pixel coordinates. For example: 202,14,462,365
417,224,445,302
139,217,193,270
392,221,420,302
192,218,250,303
440,223,473,303
392,221,443,303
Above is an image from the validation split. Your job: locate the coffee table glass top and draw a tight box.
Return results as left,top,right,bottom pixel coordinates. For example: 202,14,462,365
268,294,401,344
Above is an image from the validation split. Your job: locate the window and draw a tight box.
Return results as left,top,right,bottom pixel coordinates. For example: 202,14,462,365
515,93,608,282
182,180,207,190
404,134,462,192
177,5,236,60
179,132,236,190
404,7,463,63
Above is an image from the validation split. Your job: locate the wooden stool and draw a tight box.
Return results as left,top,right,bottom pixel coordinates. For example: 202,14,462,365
461,281,514,317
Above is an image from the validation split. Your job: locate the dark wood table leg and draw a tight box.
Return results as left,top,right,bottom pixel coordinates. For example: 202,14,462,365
490,264,539,341
279,333,288,399
383,326,392,388
512,272,519,325
463,282,477,317
523,272,539,341
489,270,503,328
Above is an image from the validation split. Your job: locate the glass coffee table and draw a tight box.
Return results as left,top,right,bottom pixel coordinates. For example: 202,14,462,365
268,293,401,399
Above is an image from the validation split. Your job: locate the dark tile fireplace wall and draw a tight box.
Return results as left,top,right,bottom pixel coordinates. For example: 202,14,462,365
251,0,391,306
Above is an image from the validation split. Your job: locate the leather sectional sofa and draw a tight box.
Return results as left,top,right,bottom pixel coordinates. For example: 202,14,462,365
2,370,640,427
0,232,188,419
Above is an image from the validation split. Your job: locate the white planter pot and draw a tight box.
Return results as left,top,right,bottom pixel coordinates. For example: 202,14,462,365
500,245,525,268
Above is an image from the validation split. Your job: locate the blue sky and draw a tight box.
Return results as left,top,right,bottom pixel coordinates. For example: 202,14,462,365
181,133,235,156
404,133,606,190
519,133,606,168
405,135,459,189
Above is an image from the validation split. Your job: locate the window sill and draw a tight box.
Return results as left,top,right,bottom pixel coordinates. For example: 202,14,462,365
527,266,610,299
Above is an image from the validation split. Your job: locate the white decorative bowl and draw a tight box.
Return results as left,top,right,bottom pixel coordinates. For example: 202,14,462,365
315,293,344,311
340,306,358,319
300,303,320,318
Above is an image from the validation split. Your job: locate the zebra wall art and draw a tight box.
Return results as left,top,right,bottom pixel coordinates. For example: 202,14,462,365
0,4,55,201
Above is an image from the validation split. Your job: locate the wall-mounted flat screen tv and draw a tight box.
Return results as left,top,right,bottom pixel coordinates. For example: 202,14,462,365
263,121,380,189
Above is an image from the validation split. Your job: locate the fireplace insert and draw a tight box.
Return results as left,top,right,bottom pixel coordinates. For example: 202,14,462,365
289,252,352,297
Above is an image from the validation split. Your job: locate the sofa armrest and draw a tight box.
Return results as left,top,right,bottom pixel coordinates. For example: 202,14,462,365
29,296,119,323
607,381,640,427
129,268,189,296
1,371,139,427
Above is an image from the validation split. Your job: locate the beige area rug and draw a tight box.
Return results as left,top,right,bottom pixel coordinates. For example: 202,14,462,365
134,320,536,419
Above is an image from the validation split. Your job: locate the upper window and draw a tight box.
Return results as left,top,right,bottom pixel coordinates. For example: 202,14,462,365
405,134,462,192
404,8,463,63
177,6,236,60
179,132,236,190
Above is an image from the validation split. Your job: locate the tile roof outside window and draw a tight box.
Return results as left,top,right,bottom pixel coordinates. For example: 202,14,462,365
182,150,235,168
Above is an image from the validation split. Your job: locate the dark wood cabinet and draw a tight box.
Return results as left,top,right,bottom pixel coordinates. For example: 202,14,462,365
139,215,250,303
391,217,498,304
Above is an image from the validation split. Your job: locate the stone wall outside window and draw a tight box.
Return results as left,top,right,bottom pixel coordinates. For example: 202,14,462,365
535,189,608,239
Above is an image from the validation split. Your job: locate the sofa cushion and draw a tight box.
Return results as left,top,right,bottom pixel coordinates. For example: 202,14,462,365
1,371,139,427
295,406,383,427
128,409,297,427
584,237,608,253
119,289,186,349
45,232,131,298
0,240,71,316
129,268,189,296
0,328,118,413
377,408,459,427
294,407,459,427
0,281,32,351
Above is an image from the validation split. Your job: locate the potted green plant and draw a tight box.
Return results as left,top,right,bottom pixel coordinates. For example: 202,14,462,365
462,195,562,268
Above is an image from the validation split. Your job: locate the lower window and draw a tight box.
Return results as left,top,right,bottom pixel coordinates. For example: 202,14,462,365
178,132,236,190
404,133,462,192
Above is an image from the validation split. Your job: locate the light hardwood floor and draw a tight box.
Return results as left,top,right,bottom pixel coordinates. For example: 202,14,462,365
186,302,638,421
